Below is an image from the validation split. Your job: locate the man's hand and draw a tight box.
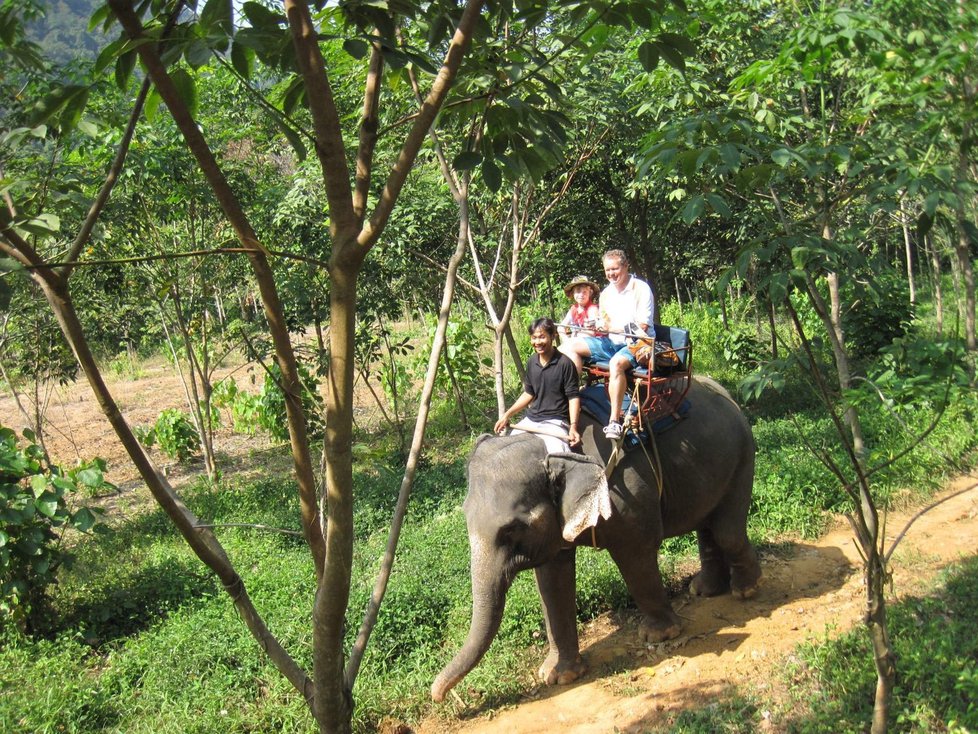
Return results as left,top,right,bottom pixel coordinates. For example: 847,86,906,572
568,426,581,447
493,417,509,435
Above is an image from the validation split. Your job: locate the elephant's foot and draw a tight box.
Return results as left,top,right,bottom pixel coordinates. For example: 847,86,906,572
731,572,762,600
538,650,587,686
637,612,682,644
689,568,730,597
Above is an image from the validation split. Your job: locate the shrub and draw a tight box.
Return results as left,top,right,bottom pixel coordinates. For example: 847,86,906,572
136,408,199,461
212,377,263,434
256,361,325,443
843,263,914,359
0,426,106,629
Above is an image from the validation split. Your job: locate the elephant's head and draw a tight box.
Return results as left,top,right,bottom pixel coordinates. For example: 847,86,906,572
431,434,611,702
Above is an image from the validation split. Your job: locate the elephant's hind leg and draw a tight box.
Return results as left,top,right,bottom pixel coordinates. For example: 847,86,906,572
690,527,731,597
728,541,761,599
693,525,761,599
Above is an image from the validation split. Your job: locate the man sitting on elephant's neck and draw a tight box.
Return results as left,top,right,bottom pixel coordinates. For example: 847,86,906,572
494,317,581,453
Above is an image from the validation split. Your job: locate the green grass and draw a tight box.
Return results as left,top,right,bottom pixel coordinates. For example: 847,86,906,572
782,556,978,733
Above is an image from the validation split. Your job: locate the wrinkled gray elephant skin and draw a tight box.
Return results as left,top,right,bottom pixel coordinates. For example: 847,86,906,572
431,376,762,702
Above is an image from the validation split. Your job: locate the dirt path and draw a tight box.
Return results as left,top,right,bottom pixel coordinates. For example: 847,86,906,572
417,475,978,733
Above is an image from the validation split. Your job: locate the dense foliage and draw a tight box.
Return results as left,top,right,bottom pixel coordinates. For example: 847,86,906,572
0,425,108,630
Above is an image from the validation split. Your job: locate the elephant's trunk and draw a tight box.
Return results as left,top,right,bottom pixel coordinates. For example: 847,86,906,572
431,557,509,702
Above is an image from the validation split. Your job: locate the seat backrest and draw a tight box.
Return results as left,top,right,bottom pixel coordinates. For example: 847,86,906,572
653,324,691,366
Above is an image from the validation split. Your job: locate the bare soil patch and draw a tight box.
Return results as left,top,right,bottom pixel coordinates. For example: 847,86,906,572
0,361,288,519
416,475,978,734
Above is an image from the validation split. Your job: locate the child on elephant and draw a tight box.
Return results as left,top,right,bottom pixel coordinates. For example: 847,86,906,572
558,275,601,341
494,317,581,453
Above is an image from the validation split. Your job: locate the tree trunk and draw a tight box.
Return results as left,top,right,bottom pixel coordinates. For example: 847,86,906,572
866,549,895,734
928,233,944,337
899,199,917,307
315,252,360,733
824,270,865,460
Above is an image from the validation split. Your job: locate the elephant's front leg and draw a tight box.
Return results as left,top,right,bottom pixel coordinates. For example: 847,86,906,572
534,548,588,685
608,542,682,643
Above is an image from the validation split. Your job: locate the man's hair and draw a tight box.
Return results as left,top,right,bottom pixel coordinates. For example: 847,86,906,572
529,317,557,337
603,248,629,266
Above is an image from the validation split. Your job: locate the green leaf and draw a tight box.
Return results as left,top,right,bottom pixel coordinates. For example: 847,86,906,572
768,272,789,305
482,158,502,192
242,2,285,31
88,3,112,31
30,85,89,126
94,38,126,75
705,193,730,218
718,143,740,171
115,50,137,90
18,213,61,238
61,87,90,129
629,3,654,30
281,75,305,117
658,41,686,72
637,41,659,71
72,507,97,533
659,32,696,57
343,38,368,59
200,0,233,34
380,46,410,70
230,40,252,79
169,68,199,118
771,148,792,167
35,494,59,518
276,120,307,162
31,474,48,496
75,467,103,488
452,151,483,171
681,195,705,224
144,86,162,122
184,38,213,69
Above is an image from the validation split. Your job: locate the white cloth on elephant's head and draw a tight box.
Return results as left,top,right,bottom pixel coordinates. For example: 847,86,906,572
509,417,570,454
561,472,612,542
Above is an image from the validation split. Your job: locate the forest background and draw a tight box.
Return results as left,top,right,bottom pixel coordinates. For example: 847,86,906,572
1,0,977,732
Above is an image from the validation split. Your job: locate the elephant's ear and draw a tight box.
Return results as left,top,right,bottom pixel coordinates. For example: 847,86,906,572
546,453,613,543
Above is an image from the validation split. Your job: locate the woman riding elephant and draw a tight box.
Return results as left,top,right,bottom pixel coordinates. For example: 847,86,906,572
431,376,762,702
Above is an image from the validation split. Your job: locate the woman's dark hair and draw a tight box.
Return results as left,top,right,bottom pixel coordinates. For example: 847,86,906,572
528,317,557,337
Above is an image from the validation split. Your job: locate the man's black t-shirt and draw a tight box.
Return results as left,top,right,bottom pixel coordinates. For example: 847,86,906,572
523,350,579,423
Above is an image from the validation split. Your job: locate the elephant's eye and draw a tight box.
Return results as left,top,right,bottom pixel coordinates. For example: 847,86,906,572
496,520,521,548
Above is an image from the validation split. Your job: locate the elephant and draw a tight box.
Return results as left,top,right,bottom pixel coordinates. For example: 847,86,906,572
431,376,762,702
